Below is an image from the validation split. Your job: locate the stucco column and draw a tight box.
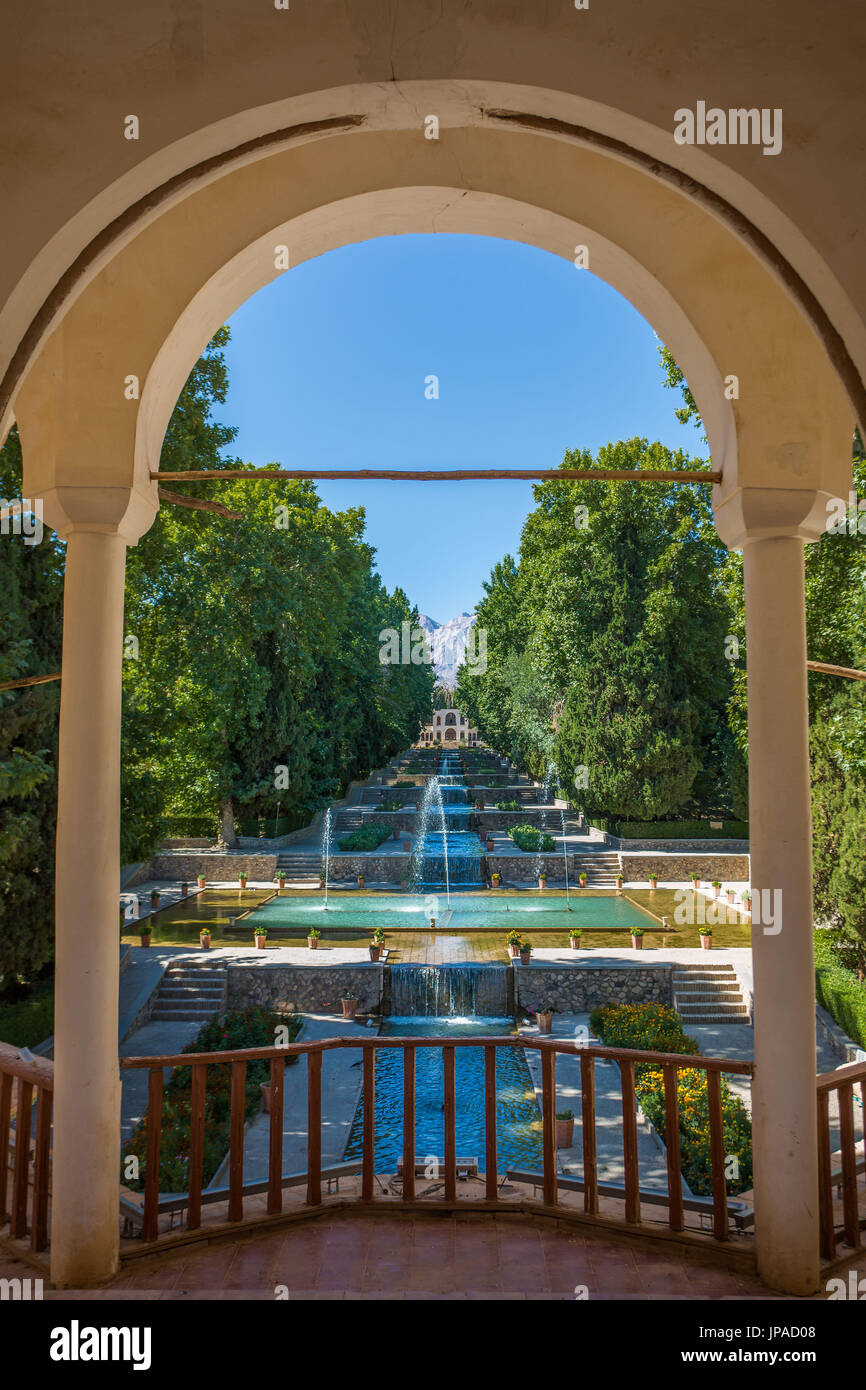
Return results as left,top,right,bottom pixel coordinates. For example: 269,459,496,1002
50,526,129,1287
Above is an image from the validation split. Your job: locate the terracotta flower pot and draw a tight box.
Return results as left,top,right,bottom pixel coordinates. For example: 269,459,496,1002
569,937,581,951
555,1117,575,1149
181,882,189,899
308,936,319,949
537,1010,553,1034
369,945,381,961
519,950,531,965
197,875,206,888
538,877,546,890
700,934,713,951
139,931,152,948
239,876,248,889
200,932,211,950
254,933,267,950
648,878,658,890
631,935,644,950
357,875,365,889
150,892,160,908
341,999,358,1019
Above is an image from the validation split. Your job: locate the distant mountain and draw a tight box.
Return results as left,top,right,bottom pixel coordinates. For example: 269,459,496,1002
417,612,476,690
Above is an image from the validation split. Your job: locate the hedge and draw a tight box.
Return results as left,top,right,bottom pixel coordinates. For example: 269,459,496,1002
337,824,394,852
0,983,54,1048
814,931,866,1047
590,1002,752,1197
509,823,555,853
123,1007,302,1193
588,818,749,839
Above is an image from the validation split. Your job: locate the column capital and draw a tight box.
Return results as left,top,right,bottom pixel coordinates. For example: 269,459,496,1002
713,485,837,549
36,483,158,545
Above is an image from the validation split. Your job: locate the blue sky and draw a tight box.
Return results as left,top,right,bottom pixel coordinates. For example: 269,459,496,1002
214,234,707,621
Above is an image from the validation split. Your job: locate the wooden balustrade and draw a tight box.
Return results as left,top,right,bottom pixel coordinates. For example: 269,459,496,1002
0,1048,54,1252
118,1036,753,1247
816,1058,866,1259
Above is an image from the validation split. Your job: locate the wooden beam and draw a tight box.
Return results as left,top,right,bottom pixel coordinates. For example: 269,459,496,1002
0,671,61,692
157,486,242,519
151,466,722,484
807,659,866,682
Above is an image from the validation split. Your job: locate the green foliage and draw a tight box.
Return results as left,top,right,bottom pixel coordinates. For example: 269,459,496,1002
495,799,522,811
814,930,866,1045
591,1001,751,1196
589,818,748,839
0,425,64,981
508,824,555,853
123,1007,301,1192
337,825,393,851
0,979,53,1046
458,439,740,817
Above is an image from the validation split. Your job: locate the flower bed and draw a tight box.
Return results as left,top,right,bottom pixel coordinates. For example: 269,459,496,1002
123,1006,302,1193
508,823,555,853
589,1002,752,1197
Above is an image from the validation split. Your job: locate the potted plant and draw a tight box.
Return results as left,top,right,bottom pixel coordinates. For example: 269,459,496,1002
357,873,365,890
726,887,735,903
139,925,152,948
648,873,658,889
196,874,206,888
402,839,411,853
555,1109,575,1148
536,1004,554,1035
238,871,248,889
180,881,189,899
699,927,713,951
341,992,359,1020
690,872,700,888
519,938,532,965
741,890,752,914
506,929,522,959
275,871,286,892
199,927,212,950
538,873,547,890
119,904,127,932
254,926,268,950
150,889,160,910
491,871,502,888
630,928,645,950
486,836,495,853
568,928,582,950
615,873,623,890
711,879,722,896
319,873,326,890
307,926,321,949
369,927,385,961
578,872,588,887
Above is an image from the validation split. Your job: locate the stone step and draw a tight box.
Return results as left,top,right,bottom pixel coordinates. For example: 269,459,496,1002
150,1008,221,1022
158,988,224,1001
676,990,744,1003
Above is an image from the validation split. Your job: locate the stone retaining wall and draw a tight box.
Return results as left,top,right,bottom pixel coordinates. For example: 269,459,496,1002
618,838,749,853
622,853,750,881
227,963,383,1014
515,964,672,1013
128,853,279,884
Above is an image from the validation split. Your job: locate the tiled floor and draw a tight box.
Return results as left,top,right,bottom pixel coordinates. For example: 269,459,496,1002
7,1213,861,1299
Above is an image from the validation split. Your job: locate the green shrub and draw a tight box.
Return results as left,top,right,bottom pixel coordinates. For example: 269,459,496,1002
591,1002,751,1197
509,823,555,853
814,930,866,1046
337,825,394,851
0,982,54,1047
495,799,522,811
588,819,748,840
123,1007,302,1193
377,798,404,812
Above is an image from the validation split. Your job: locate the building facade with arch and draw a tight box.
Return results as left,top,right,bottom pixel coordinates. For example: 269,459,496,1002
418,708,479,745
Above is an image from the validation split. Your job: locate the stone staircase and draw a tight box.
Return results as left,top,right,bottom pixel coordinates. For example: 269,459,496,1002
570,850,622,887
150,960,228,1023
673,964,751,1024
276,850,323,882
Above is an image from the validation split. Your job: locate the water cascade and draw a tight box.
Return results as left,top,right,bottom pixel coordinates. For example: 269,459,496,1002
410,754,483,895
389,964,510,1017
321,806,332,908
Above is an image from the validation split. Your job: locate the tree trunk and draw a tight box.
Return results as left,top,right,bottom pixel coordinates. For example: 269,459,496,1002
219,798,237,849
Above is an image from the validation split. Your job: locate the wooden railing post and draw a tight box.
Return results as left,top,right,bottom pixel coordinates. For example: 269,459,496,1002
187,1063,206,1231
579,1051,598,1216
484,1045,497,1202
10,1079,32,1239
662,1063,684,1232
706,1070,729,1241
402,1046,415,1201
307,1050,322,1206
619,1057,640,1224
443,1044,456,1201
361,1047,375,1203
540,1045,557,1207
267,1056,285,1216
0,1072,13,1223
816,1087,836,1260
142,1068,163,1242
31,1087,52,1252
228,1059,246,1221
837,1082,861,1250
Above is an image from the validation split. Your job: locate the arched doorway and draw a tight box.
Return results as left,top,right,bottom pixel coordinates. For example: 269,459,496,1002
7,77,858,1295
